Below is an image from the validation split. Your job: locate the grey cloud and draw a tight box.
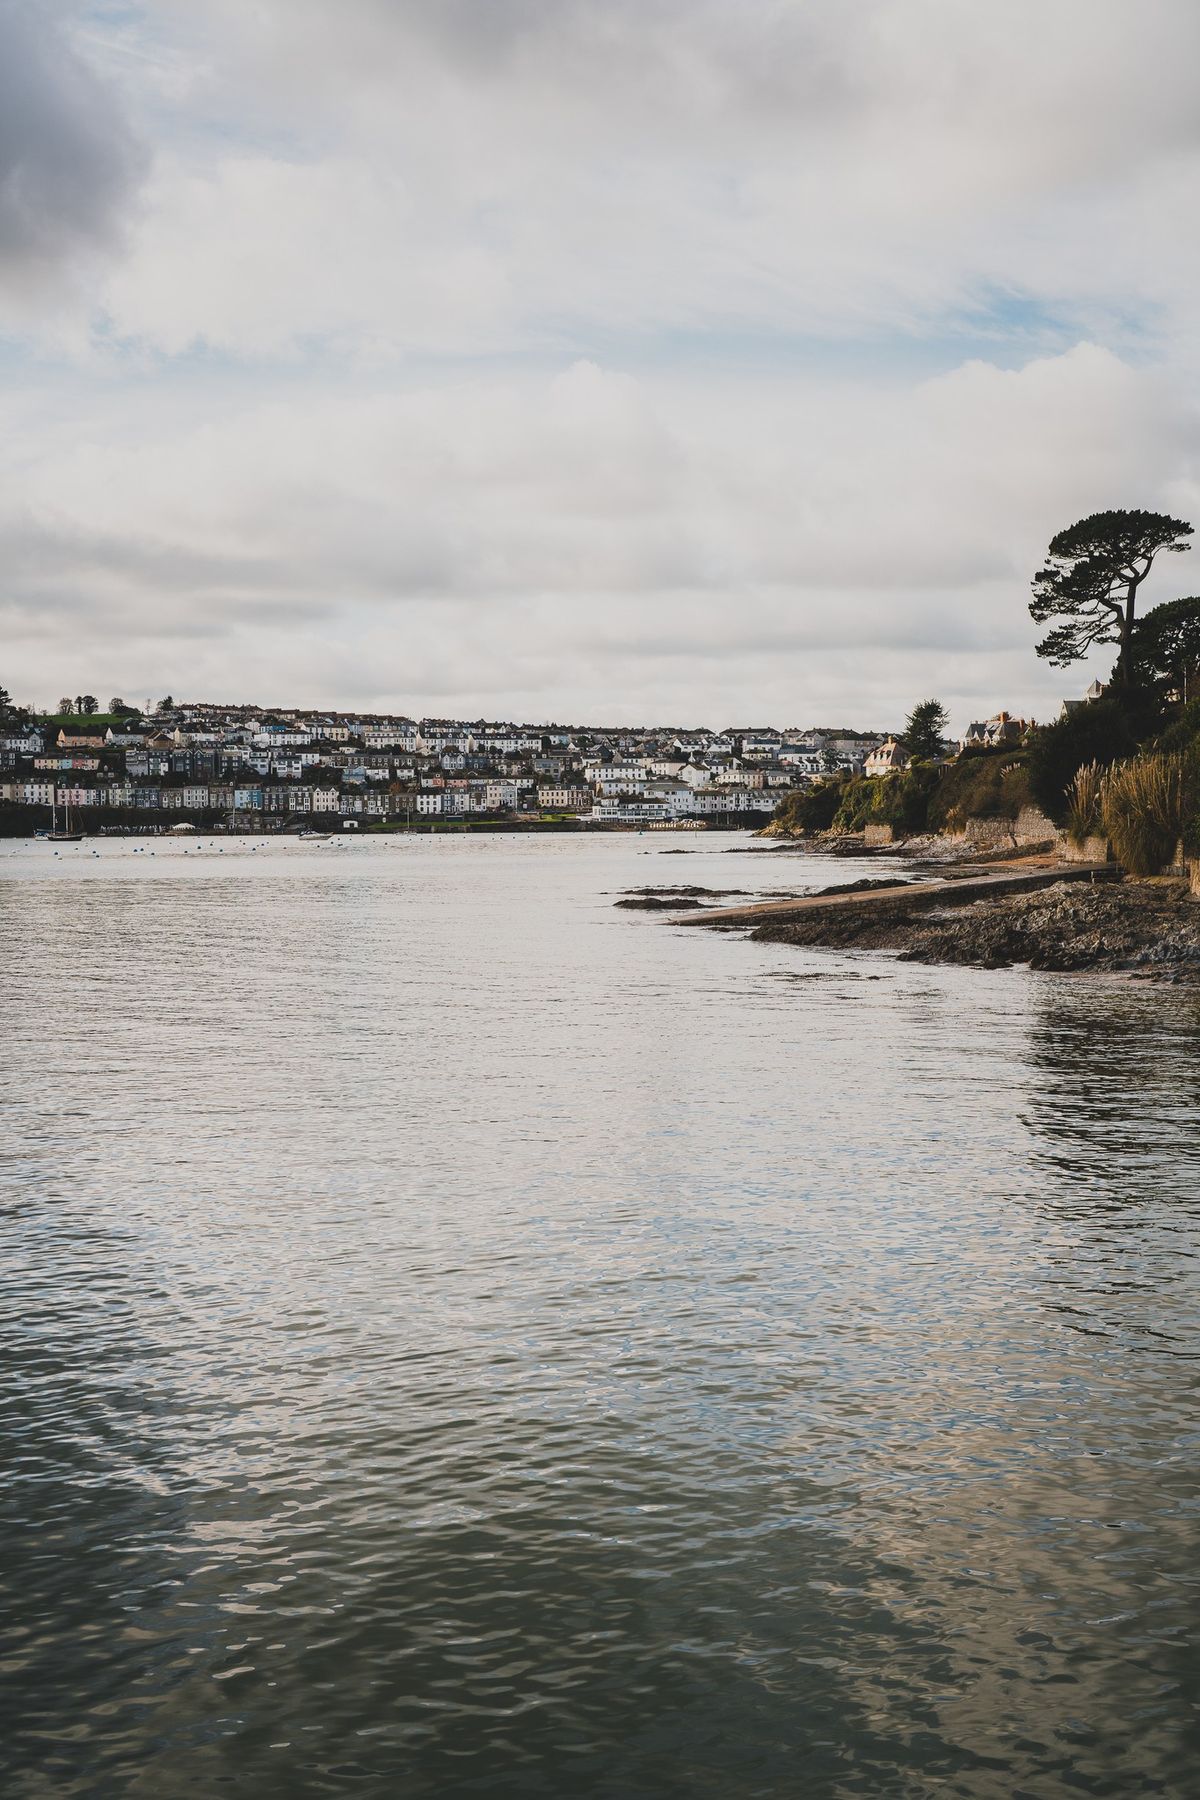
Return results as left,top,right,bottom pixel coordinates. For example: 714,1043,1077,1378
7,4,1200,730
0,0,144,283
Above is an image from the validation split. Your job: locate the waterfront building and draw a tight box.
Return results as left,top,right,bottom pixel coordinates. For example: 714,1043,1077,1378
865,738,908,776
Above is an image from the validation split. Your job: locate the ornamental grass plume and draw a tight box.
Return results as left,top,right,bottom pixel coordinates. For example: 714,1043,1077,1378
1099,754,1184,875
1065,761,1104,847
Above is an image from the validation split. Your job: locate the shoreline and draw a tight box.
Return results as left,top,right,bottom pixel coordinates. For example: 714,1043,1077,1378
624,833,1200,982
746,869,1200,981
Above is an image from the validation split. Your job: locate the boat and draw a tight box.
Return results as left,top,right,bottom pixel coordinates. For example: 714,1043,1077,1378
47,790,82,843
298,830,332,841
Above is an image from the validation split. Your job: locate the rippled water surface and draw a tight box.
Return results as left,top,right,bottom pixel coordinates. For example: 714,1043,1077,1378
2,833,1198,1798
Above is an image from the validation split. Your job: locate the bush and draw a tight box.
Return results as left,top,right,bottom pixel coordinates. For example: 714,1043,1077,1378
1176,744,1200,857
831,766,937,835
1152,696,1200,755
770,778,847,833
1100,755,1184,874
1026,695,1151,824
1064,761,1104,846
925,747,1033,831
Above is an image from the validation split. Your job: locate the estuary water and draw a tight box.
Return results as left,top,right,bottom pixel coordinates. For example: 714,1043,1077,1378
1,832,1198,1799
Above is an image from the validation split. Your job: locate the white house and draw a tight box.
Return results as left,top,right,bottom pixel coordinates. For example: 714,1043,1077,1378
537,786,590,811
590,796,675,824
865,739,908,777
689,787,763,813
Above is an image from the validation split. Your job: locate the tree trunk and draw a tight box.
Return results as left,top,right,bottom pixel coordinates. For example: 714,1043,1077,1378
1112,575,1141,685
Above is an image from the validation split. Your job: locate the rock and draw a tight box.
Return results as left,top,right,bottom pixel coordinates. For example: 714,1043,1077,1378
616,894,704,909
749,875,1200,982
810,876,915,897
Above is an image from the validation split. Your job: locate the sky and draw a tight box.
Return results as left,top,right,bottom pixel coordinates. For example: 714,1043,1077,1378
3,0,1200,730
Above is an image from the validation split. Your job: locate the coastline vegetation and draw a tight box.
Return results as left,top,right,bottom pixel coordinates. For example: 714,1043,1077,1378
1064,762,1104,846
1099,754,1192,875
771,506,1200,879
771,746,1035,839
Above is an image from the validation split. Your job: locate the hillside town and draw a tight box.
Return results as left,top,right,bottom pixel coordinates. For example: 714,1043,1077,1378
0,699,900,831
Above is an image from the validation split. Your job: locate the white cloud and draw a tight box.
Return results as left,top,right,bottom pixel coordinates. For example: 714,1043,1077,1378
3,343,1197,726
3,1,1200,723
83,0,1200,360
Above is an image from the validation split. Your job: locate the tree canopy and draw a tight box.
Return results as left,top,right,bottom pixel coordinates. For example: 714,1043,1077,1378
1129,596,1200,701
902,698,949,762
1030,509,1192,679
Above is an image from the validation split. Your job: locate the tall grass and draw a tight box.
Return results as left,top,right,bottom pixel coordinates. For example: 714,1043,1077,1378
1065,761,1104,847
1099,755,1184,875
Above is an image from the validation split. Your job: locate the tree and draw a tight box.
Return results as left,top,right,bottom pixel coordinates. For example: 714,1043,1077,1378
902,698,949,762
0,685,30,729
156,694,175,715
1129,597,1200,703
108,696,139,717
1030,509,1192,681
1026,694,1151,823
58,696,75,715
77,693,98,716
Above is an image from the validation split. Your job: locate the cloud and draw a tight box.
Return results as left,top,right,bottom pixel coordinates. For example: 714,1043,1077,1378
2,343,1197,726
3,2,1200,725
92,0,1200,362
0,1,144,312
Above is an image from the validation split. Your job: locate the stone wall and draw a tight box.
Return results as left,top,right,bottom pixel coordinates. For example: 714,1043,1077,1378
1058,832,1112,864
1013,805,1058,844
943,806,1058,852
863,823,894,847
960,815,1014,850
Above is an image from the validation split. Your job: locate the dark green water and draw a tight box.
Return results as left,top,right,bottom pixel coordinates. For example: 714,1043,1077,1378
2,835,1197,1798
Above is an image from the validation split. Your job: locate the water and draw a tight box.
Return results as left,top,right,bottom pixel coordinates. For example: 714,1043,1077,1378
2,833,1197,1798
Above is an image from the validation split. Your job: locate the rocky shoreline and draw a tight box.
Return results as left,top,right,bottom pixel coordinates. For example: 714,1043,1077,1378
750,873,1200,980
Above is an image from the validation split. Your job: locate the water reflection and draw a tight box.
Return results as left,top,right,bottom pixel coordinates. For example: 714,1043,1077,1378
1,841,1198,1796
1024,982,1200,1195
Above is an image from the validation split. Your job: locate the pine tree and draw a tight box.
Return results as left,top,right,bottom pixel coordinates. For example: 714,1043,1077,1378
902,699,948,762
1030,510,1192,680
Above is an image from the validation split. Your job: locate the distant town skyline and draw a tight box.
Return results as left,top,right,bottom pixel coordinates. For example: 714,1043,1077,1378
3,2,1200,727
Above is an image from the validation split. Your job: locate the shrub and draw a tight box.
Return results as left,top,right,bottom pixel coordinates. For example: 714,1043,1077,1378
770,778,847,833
1064,761,1104,846
831,766,937,835
1026,694,1152,824
1099,755,1184,874
1152,696,1200,754
926,748,1032,831
1176,743,1200,857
